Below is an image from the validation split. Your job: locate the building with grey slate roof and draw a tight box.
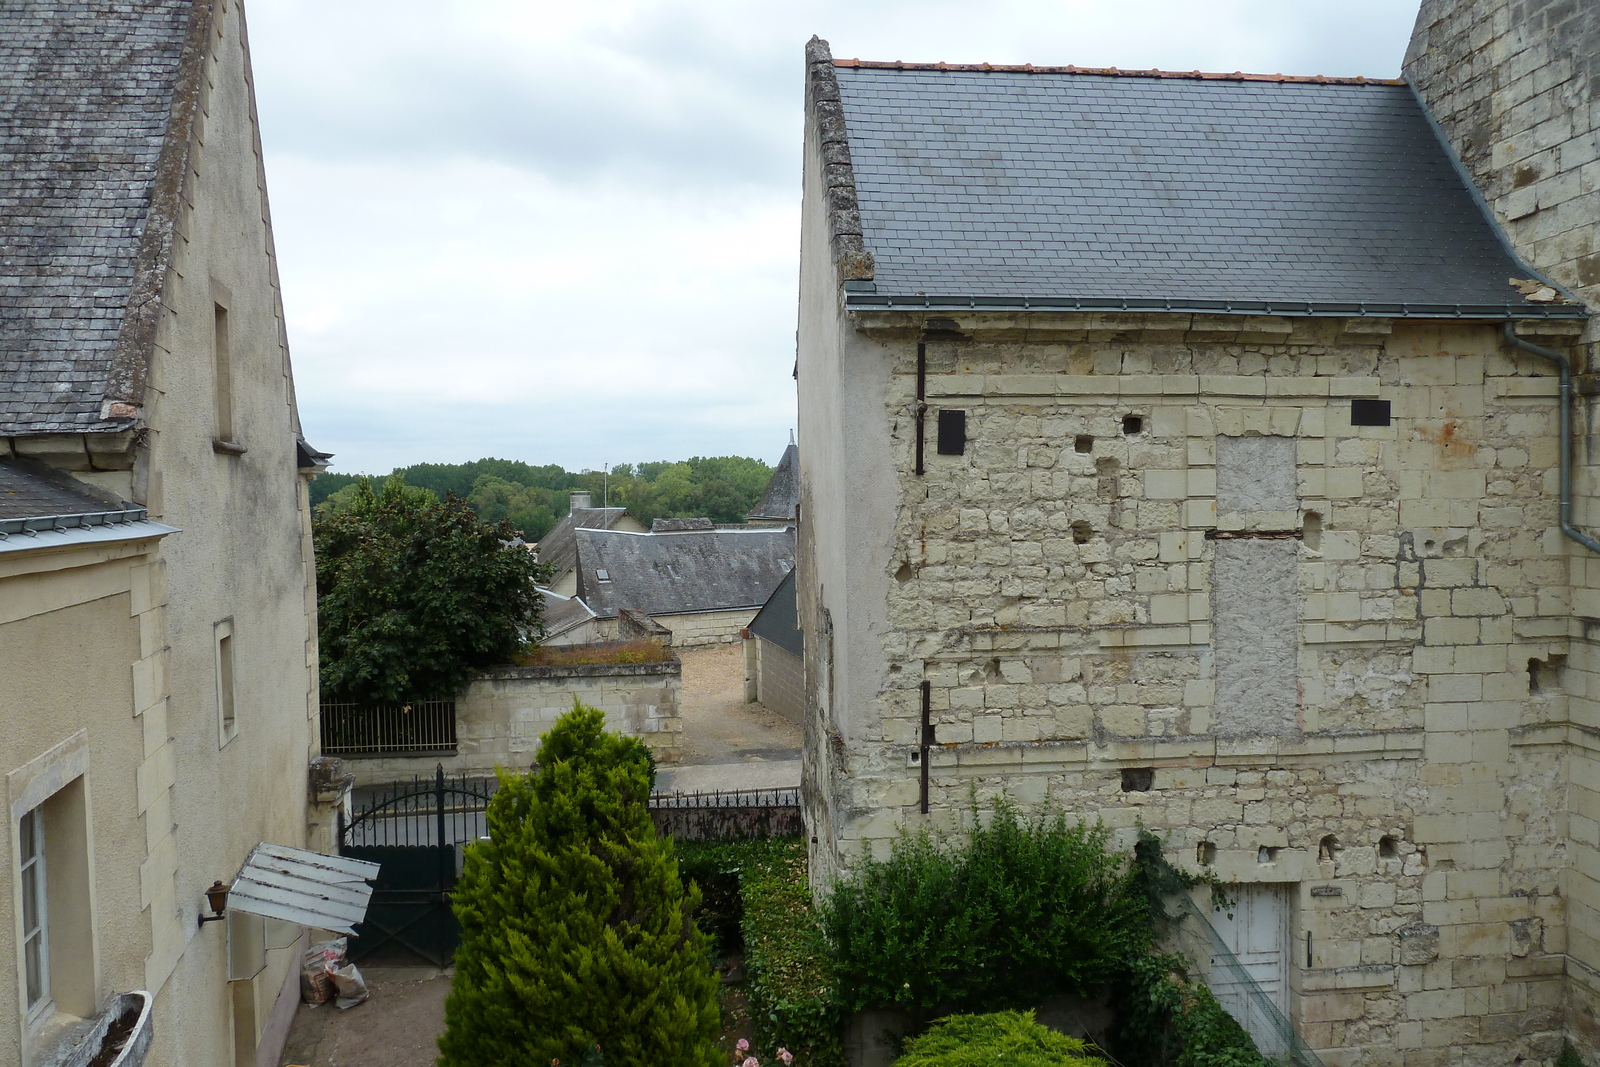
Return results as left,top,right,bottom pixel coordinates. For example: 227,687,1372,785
747,440,799,524
574,526,795,647
0,4,339,1065
536,490,648,595
798,22,1600,1062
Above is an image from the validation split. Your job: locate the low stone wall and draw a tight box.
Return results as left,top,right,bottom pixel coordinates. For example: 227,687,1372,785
346,660,682,785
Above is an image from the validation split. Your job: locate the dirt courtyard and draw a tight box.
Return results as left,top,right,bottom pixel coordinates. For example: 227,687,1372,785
279,962,451,1067
674,642,802,765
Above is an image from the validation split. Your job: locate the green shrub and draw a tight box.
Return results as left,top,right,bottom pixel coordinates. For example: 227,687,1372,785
1559,1043,1588,1067
740,840,846,1067
892,1011,1105,1067
1115,947,1269,1067
438,703,720,1067
822,800,1145,1019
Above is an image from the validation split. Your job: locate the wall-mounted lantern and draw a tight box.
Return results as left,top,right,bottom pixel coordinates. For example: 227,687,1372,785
198,880,230,926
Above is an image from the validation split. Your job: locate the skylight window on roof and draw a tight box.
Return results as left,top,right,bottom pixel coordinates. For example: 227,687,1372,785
596,569,611,583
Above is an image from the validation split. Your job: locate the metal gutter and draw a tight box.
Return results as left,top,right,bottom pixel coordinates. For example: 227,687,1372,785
844,292,1587,318
1503,321,1600,555
0,513,178,554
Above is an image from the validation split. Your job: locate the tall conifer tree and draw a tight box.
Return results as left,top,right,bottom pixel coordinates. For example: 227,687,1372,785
438,703,719,1067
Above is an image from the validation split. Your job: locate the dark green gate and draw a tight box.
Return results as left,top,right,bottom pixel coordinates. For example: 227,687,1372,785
339,766,496,965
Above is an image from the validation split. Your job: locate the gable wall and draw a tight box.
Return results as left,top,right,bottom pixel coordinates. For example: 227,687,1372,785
800,305,1583,1064
126,0,316,1063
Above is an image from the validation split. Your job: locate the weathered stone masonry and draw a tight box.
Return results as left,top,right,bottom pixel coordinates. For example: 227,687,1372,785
805,312,1584,1065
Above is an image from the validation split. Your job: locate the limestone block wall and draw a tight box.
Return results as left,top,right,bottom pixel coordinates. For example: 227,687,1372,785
1408,6,1600,1051
751,637,806,725
346,660,682,785
802,311,1586,1066
650,608,759,648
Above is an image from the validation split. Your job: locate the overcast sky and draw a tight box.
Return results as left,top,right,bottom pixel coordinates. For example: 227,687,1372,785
246,0,1422,476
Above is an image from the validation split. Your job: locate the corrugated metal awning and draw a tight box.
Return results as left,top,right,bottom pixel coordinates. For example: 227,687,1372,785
227,842,380,935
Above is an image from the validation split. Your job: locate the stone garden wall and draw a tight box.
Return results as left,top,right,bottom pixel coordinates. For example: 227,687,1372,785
347,659,681,785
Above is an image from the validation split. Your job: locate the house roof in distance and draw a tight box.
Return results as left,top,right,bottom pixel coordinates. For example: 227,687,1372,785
747,443,798,523
574,527,795,619
824,50,1585,319
748,569,802,659
535,507,637,579
0,1,199,434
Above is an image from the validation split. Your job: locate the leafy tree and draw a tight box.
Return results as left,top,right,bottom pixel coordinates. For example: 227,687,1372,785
439,703,719,1067
314,475,548,704
467,474,559,541
311,453,777,529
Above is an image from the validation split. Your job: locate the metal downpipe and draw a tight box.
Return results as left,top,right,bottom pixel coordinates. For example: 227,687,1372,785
1501,320,1600,554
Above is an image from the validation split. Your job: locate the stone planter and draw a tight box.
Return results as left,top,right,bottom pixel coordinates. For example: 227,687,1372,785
56,990,153,1067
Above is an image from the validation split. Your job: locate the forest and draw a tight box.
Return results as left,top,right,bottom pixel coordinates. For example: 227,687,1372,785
310,455,775,542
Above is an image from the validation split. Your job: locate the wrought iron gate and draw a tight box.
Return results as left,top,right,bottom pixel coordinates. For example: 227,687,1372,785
338,766,496,965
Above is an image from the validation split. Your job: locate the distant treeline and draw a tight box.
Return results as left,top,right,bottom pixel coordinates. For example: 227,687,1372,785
311,456,774,542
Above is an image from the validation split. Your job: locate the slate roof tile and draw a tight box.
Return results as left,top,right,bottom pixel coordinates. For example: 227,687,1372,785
0,1,193,433
574,528,795,620
832,66,1582,316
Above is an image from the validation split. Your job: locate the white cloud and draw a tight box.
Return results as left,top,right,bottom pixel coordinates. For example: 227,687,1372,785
248,0,1422,473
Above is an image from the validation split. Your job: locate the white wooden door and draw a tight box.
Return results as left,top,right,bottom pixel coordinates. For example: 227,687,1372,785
1208,884,1291,1058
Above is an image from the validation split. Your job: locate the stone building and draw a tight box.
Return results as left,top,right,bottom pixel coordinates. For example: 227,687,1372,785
0,3,349,1066
1406,1,1600,1055
795,8,1600,1061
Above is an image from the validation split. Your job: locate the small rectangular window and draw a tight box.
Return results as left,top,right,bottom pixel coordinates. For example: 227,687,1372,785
216,618,237,742
20,807,47,1015
936,409,967,455
214,302,234,442
1350,398,1391,427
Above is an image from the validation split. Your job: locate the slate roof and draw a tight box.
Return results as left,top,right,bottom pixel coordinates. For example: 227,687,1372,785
537,588,599,640
535,507,636,579
829,61,1585,319
574,528,796,619
748,569,802,658
0,1,200,433
747,443,798,522
0,456,126,521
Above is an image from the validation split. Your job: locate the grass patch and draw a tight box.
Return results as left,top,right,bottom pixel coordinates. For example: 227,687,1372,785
513,639,674,666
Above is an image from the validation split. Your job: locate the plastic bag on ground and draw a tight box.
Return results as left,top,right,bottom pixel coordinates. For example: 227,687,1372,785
331,962,370,1009
300,936,348,1005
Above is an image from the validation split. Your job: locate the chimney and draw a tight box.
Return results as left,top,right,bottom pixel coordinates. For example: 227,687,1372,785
569,490,592,511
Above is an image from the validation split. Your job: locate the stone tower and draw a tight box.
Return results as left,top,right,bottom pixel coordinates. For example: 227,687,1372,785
1406,1,1600,317
1409,3,1600,1055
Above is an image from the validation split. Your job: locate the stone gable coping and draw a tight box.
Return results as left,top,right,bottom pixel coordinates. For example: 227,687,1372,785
101,0,214,424
806,36,874,283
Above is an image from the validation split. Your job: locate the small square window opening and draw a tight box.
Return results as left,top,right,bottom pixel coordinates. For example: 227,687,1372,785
936,409,967,455
1350,398,1391,427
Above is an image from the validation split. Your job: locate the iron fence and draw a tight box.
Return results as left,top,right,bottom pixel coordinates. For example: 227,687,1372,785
647,787,800,810
320,700,457,758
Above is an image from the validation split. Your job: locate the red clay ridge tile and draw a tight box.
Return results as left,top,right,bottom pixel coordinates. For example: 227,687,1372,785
831,58,1404,87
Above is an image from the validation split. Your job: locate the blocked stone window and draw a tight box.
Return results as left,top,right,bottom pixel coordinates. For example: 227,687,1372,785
1529,654,1566,697
1120,767,1154,792
1216,435,1297,513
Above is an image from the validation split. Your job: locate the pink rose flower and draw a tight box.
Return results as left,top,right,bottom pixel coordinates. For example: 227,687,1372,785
779,1051,794,1065
736,1039,750,1052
